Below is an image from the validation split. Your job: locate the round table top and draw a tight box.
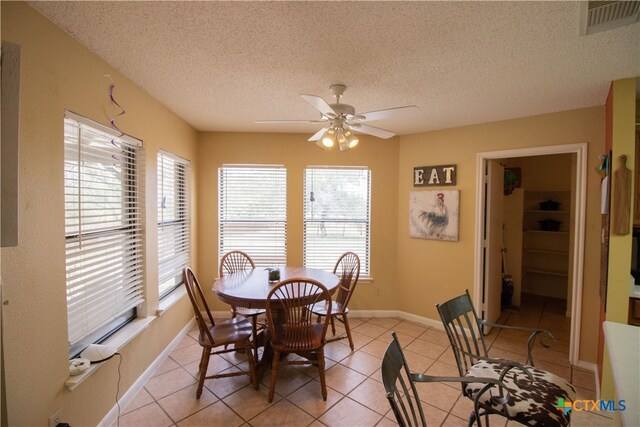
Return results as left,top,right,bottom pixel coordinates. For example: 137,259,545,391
213,266,340,309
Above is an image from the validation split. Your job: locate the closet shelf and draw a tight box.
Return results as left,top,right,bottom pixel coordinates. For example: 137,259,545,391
524,268,568,277
524,248,569,255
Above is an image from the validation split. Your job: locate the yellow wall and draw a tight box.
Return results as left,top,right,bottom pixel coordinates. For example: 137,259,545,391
1,3,198,426
396,107,605,363
601,77,637,400
196,132,400,312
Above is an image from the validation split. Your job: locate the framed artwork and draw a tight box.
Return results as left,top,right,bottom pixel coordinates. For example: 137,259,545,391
409,190,460,241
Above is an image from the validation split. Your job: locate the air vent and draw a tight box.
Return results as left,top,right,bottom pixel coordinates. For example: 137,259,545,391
580,1,640,35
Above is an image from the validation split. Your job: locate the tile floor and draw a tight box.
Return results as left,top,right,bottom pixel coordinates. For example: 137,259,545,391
116,301,613,426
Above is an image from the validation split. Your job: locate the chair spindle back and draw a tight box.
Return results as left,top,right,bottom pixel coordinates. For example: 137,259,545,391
183,267,217,345
219,250,255,277
333,252,360,307
436,290,489,376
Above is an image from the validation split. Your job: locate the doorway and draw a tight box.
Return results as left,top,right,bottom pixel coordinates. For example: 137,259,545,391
473,143,587,366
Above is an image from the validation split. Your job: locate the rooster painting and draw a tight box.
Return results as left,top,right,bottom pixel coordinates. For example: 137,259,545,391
409,190,459,241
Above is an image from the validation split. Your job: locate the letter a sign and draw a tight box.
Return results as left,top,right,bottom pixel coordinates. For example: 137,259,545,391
413,165,457,187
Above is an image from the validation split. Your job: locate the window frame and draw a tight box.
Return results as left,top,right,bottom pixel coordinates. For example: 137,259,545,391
218,164,287,269
303,166,371,276
64,111,144,358
157,150,191,299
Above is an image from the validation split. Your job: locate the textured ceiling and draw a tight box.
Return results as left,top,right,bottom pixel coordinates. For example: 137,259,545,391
31,1,640,135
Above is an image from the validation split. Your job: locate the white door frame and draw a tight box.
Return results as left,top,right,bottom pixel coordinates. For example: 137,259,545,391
473,143,588,365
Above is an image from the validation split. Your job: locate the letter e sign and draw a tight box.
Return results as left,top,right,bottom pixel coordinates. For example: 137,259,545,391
413,165,456,186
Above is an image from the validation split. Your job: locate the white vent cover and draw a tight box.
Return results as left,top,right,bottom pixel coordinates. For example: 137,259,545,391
580,1,640,35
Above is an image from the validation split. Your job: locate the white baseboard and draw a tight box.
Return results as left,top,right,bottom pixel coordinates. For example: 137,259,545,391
98,318,196,427
350,309,446,331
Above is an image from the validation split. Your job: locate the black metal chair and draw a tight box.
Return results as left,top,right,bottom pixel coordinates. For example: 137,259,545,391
382,332,511,427
436,290,576,427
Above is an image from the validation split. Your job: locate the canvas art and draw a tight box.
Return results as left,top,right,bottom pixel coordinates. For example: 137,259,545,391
409,190,460,241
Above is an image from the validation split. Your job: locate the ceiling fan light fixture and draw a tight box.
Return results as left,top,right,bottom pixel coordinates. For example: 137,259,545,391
343,129,359,149
319,128,336,149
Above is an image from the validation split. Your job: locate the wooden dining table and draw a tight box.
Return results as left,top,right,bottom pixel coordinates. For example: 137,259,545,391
213,266,340,382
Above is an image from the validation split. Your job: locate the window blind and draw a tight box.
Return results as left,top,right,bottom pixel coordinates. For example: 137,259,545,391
64,111,144,356
158,151,190,298
303,167,370,275
218,166,287,268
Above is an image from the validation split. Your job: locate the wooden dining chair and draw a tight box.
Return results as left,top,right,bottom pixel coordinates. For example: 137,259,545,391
382,332,509,427
436,290,576,427
219,250,264,360
183,267,257,397
266,278,332,402
310,252,360,350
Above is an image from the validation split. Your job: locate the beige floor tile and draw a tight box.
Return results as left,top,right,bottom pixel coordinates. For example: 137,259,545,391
340,350,382,376
177,400,244,426
323,364,367,395
435,349,458,367
392,321,429,338
153,357,181,378
531,347,570,368
417,328,451,347
414,381,461,412
360,339,392,359
121,387,155,415
449,394,474,420
288,381,343,418
174,334,198,350
145,367,198,400
401,349,435,374
249,399,315,427
441,414,468,427
170,343,205,366
348,330,375,350
491,336,530,356
405,338,448,361
353,322,390,339
182,354,235,379
571,410,615,426
390,332,416,348
575,385,596,401
535,360,571,379
324,341,353,362
118,402,173,427
375,415,398,426
262,362,314,397
203,367,254,399
222,383,281,420
157,384,217,423
422,402,448,426
368,317,402,329
348,377,390,415
425,360,461,379
319,397,383,427
308,421,328,427
487,347,526,364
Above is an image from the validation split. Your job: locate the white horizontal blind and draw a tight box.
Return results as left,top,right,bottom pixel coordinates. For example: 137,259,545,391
64,112,145,353
304,167,370,275
158,151,190,298
219,166,287,267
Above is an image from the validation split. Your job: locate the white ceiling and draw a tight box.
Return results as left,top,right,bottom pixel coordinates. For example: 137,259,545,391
31,1,640,136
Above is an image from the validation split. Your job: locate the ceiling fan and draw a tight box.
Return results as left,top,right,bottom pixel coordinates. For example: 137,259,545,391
256,84,418,151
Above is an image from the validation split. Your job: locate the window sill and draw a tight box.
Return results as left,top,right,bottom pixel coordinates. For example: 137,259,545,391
65,316,155,391
359,276,373,284
157,287,187,316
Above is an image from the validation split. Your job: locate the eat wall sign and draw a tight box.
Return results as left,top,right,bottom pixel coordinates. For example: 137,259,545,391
413,164,457,187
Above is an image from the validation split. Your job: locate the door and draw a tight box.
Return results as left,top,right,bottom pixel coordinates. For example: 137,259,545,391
482,160,504,331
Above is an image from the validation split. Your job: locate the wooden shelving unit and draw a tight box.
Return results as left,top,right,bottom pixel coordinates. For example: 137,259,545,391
522,191,571,298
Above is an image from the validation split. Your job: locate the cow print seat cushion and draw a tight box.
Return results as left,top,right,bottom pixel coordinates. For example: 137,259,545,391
464,359,576,427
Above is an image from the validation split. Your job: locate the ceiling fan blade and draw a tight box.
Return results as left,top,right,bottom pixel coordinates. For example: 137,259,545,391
300,95,336,117
350,123,396,139
256,119,328,124
308,127,329,141
357,105,419,122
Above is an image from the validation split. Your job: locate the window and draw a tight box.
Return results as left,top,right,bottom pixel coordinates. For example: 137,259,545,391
158,151,190,298
218,165,286,267
303,167,371,275
64,111,144,357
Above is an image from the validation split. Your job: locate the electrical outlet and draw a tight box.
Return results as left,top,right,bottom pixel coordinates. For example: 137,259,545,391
48,409,61,427
375,288,381,296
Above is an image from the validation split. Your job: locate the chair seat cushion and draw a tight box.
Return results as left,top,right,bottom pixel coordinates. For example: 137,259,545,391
309,301,348,316
200,317,253,347
463,359,576,427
